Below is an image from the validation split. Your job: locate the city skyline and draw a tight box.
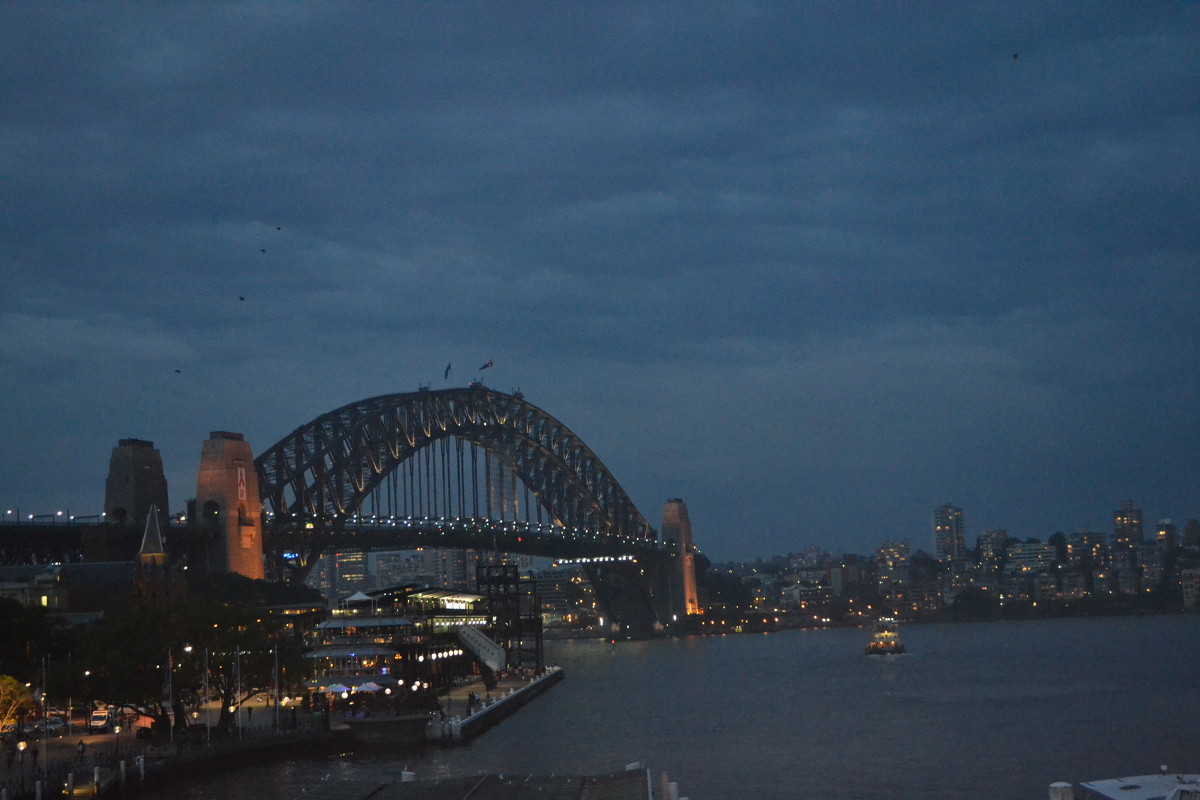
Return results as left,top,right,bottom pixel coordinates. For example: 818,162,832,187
1,4,1197,562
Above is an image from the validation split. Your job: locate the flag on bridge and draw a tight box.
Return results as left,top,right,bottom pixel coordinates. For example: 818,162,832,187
479,359,493,371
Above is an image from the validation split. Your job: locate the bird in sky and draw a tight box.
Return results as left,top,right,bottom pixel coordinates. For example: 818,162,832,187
174,369,181,374
260,248,266,253
479,359,494,371
239,296,245,301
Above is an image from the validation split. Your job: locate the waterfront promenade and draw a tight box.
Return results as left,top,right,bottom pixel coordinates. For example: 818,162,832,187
0,669,563,799
423,666,563,745
0,712,333,799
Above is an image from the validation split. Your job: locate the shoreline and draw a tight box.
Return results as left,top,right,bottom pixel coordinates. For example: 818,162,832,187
67,669,566,799
541,605,1198,641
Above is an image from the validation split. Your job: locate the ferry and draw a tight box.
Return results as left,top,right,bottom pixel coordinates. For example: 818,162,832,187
865,618,906,655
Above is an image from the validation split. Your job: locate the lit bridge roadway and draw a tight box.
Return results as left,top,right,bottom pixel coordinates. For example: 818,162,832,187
263,514,672,565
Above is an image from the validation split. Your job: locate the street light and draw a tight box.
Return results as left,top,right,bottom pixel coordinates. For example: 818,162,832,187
4,507,19,525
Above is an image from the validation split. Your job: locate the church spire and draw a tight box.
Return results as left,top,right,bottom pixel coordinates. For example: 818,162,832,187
138,504,167,567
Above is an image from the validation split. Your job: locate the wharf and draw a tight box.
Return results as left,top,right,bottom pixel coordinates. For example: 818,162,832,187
430,666,563,744
239,667,565,751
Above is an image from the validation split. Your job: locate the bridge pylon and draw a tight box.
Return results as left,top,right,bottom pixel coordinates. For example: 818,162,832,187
195,431,265,580
104,438,169,531
661,498,701,618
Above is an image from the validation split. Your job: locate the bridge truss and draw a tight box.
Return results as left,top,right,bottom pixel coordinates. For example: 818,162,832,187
255,387,663,576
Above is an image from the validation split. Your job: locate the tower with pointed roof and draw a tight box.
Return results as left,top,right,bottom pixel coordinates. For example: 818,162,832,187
138,504,167,567
135,504,178,606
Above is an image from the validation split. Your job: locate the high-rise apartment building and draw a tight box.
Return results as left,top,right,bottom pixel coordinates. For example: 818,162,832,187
1184,519,1200,548
976,529,1009,565
1113,500,1143,548
1154,519,1176,549
933,502,966,563
1004,541,1056,573
1066,530,1106,565
876,539,910,585
333,550,366,595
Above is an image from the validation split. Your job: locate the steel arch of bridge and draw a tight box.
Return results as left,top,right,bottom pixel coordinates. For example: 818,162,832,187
254,387,658,548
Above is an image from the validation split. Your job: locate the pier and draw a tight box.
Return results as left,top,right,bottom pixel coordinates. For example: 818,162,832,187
424,667,564,745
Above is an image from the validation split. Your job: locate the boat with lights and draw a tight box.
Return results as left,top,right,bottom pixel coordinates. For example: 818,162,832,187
865,618,906,655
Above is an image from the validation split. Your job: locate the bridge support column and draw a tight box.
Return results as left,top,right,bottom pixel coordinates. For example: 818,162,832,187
105,438,169,529
661,498,700,619
196,431,265,579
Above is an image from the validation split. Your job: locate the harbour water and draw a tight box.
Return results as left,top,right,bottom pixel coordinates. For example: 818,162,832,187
144,614,1199,799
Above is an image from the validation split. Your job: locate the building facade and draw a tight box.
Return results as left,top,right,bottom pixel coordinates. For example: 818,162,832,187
1113,500,1143,549
933,503,966,564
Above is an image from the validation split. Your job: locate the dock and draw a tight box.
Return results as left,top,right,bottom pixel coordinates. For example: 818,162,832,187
426,666,564,745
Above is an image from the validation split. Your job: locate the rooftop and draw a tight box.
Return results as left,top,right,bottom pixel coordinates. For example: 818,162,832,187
1079,773,1200,800
302,767,651,800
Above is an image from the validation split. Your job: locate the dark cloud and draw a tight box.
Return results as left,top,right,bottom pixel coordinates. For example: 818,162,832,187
1,3,1196,560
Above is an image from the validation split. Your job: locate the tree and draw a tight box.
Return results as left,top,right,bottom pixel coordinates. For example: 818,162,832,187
0,598,48,681
951,587,1000,621
0,674,33,728
68,596,303,737
1048,532,1068,563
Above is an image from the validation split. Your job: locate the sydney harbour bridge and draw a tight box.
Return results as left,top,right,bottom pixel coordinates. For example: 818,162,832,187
2,386,703,632
255,385,701,629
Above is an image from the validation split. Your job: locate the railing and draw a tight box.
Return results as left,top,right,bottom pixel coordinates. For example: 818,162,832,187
427,666,563,744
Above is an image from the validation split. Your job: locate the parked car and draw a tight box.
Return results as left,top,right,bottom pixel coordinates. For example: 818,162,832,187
88,709,111,732
43,717,68,737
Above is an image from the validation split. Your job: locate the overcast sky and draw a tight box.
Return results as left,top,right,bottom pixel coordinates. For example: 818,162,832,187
1,3,1196,562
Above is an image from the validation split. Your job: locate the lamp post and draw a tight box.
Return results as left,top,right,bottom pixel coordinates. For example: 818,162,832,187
164,652,174,744
39,658,47,781
4,507,18,526
202,647,210,745
181,645,194,743
273,645,279,734
236,647,242,740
